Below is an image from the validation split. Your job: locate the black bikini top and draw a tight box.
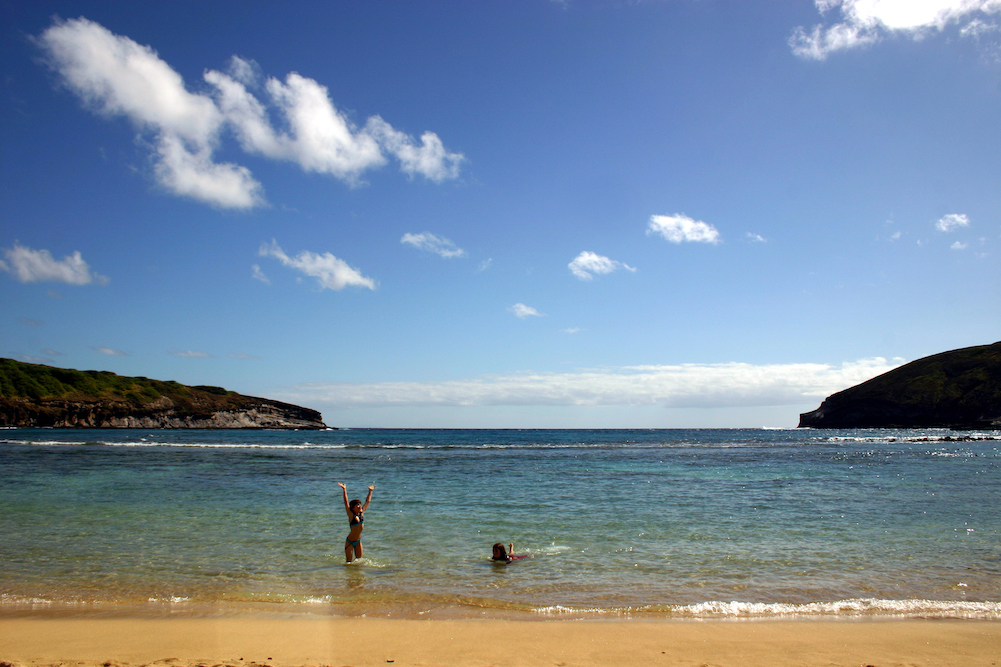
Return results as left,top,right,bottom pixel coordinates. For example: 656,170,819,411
350,514,364,526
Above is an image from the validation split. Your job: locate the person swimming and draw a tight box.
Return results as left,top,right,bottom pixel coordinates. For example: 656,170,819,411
338,482,374,563
491,542,528,563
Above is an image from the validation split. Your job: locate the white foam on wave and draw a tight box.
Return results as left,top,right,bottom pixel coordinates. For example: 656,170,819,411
824,433,1001,445
0,593,55,605
535,604,614,615
345,557,387,568
533,598,1001,619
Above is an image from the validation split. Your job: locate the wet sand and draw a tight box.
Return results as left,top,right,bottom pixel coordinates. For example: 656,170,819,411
2,616,999,666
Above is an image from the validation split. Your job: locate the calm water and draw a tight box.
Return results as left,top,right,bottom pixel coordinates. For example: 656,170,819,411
1,428,999,619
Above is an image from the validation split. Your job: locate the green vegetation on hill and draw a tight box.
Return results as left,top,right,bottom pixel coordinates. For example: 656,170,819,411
799,342,1001,429
0,358,325,429
0,357,217,404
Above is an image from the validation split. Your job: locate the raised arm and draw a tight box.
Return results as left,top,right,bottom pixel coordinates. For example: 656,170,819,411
362,484,375,511
337,482,351,514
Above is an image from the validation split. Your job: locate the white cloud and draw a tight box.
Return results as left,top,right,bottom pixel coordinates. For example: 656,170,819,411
274,357,903,410
510,303,545,319
154,134,263,209
401,232,466,258
0,243,108,285
92,346,128,356
206,60,463,184
208,68,386,182
568,251,637,280
477,258,493,272
259,240,376,291
170,350,212,358
251,264,270,284
791,0,1001,60
746,232,767,243
647,213,721,244
228,352,260,360
18,355,54,364
37,18,263,210
951,241,969,250
366,116,464,182
936,213,970,232
38,18,462,209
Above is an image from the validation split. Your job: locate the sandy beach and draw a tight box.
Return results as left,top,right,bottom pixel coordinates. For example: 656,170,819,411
2,616,999,667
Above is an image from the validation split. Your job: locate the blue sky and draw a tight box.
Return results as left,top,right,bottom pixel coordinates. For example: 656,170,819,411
2,0,999,428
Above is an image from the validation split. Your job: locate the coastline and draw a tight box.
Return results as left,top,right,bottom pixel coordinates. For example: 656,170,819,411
3,614,1000,667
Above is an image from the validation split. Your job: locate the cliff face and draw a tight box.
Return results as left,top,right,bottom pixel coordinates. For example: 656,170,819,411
799,342,1001,429
0,359,326,429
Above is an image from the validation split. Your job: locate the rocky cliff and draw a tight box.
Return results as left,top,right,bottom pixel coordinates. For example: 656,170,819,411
0,359,326,429
799,342,1001,429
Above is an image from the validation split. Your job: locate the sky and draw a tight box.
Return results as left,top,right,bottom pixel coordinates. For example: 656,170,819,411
1,0,999,428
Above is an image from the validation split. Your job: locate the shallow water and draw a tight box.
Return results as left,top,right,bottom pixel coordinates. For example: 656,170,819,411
1,428,999,619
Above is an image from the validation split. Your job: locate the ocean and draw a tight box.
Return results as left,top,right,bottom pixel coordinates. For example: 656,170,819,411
1,427,998,619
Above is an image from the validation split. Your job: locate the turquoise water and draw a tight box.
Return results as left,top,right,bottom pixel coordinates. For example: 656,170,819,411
1,428,999,618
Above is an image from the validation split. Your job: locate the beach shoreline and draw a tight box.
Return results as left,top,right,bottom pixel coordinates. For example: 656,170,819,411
2,615,999,667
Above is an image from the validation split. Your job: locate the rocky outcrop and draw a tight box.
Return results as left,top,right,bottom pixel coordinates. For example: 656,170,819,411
0,359,326,429
799,342,1001,429
0,395,326,429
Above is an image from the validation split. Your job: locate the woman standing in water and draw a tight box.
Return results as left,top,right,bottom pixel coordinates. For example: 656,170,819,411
338,482,374,563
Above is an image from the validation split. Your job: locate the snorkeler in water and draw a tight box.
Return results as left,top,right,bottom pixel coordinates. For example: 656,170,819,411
491,542,529,563
338,482,374,563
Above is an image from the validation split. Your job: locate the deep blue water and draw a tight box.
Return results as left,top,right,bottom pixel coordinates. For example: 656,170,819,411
1,427,999,618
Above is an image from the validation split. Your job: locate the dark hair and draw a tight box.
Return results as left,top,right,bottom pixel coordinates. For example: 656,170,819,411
492,543,508,561
350,499,362,508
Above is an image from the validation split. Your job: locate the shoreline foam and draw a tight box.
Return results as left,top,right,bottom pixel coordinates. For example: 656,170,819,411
3,596,1000,622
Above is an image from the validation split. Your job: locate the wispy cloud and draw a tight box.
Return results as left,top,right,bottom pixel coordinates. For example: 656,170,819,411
568,251,636,280
228,352,260,360
275,357,904,410
746,232,767,243
251,264,270,284
259,240,376,291
791,0,1001,60
169,350,212,358
951,241,969,250
18,317,44,326
477,258,493,272
647,214,721,244
401,232,466,258
936,213,970,232
18,354,54,364
510,303,545,319
1,243,108,285
92,346,128,356
37,19,463,209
